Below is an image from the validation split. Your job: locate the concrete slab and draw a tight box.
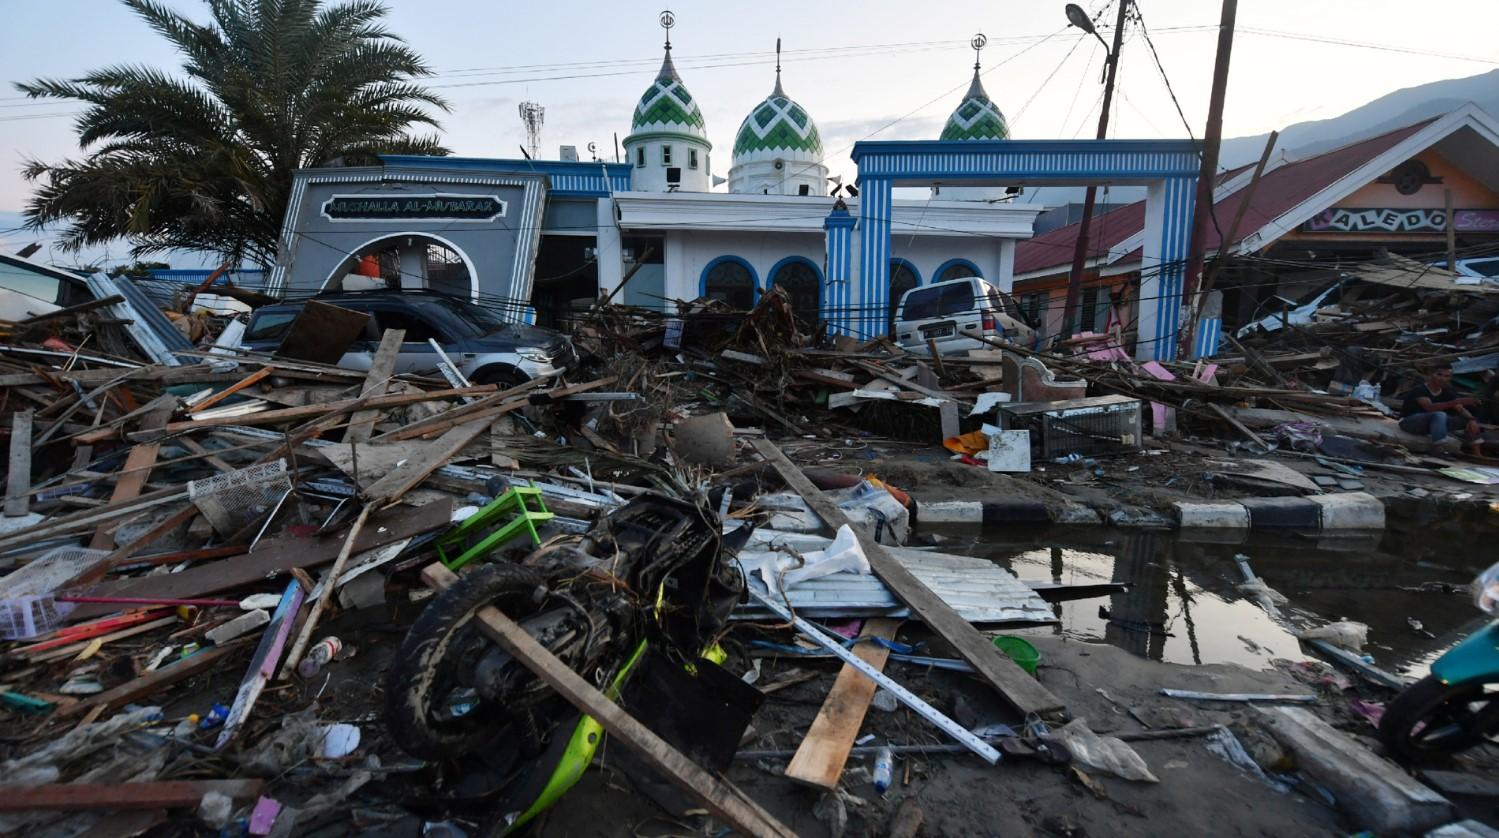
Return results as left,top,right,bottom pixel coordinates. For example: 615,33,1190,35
1307,491,1385,530
1255,706,1454,835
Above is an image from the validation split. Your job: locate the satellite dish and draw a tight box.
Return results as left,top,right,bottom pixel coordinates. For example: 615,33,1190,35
1064,3,1096,34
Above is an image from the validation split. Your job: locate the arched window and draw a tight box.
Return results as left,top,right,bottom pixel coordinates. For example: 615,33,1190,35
701,257,756,310
888,259,920,338
935,259,981,283
768,257,822,325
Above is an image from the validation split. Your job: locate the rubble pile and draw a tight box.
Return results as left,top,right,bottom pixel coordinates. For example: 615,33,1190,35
0,275,1494,835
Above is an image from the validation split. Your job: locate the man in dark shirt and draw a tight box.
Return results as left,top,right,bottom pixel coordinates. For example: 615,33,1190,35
1398,364,1479,449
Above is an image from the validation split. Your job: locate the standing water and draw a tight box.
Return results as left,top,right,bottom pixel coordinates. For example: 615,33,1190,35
936,525,1491,677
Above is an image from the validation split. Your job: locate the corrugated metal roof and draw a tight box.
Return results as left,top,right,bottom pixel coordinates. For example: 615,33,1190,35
1014,116,1441,277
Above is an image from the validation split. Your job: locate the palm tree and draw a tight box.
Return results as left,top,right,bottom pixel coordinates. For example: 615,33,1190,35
15,0,449,267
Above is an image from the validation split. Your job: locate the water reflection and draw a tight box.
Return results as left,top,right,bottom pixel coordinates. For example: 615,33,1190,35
948,526,1481,674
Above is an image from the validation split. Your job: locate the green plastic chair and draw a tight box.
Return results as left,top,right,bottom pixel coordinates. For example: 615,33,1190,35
435,483,554,570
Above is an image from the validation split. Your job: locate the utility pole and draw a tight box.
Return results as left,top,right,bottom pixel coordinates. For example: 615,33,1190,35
1179,0,1239,358
1060,0,1132,340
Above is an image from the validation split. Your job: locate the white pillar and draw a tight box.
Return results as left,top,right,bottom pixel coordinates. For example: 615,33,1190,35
595,197,623,302
399,242,425,291
995,238,1016,293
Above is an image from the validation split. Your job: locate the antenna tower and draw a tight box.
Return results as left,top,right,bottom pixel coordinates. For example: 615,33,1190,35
518,101,545,159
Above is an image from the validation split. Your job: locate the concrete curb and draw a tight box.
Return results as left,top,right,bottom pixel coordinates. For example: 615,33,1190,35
915,499,1088,526
1174,492,1384,531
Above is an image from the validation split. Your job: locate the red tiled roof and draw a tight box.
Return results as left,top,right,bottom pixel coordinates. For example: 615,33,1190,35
1013,116,1440,277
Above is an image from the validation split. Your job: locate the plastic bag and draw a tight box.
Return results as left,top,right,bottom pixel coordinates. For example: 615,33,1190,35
1294,620,1369,651
1052,719,1160,783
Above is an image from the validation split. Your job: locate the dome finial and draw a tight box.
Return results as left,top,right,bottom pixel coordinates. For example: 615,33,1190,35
656,10,681,82
773,37,785,97
965,33,989,100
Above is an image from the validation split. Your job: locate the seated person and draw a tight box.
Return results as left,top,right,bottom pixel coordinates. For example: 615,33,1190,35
1398,364,1479,451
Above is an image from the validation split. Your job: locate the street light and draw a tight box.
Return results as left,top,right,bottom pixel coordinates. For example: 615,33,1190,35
1065,3,1112,53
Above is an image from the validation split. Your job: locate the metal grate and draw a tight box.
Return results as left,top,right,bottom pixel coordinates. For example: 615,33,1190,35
1001,395,1142,459
188,460,291,536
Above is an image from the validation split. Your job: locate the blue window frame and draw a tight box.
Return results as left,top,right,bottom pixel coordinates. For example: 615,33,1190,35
700,255,758,310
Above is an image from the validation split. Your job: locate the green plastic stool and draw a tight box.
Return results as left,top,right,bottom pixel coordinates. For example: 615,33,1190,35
435,484,554,570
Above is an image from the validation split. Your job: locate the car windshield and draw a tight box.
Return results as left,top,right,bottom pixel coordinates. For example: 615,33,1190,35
429,296,507,336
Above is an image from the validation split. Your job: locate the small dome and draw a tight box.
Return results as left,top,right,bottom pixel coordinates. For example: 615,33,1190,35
940,70,1009,141
732,76,823,162
628,48,708,142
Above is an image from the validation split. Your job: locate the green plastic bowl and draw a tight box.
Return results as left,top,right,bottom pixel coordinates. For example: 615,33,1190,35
992,636,1041,674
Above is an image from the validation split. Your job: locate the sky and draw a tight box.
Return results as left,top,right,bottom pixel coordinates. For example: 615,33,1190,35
2,0,1498,267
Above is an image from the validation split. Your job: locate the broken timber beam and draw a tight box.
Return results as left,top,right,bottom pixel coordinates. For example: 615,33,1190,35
345,329,405,443
750,438,1064,717
0,779,265,812
421,562,796,838
785,617,902,790
5,409,32,517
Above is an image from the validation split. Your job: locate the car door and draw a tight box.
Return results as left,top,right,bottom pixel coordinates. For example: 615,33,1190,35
368,307,453,375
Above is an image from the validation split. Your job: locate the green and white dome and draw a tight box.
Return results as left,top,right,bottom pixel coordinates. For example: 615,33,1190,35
627,50,708,144
732,77,823,163
727,58,829,196
940,70,1009,142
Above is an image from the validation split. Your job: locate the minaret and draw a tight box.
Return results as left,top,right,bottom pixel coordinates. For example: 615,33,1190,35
623,11,712,192
934,34,1013,202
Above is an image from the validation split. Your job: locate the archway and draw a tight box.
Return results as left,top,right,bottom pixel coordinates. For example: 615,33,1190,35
888,258,919,337
767,256,822,325
933,258,982,283
700,256,758,310
842,138,1200,360
322,232,479,301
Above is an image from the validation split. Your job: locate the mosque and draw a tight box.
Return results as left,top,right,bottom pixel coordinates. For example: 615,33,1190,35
266,16,1043,339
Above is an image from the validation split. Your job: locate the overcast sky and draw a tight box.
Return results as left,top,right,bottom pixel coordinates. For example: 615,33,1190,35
2,0,1497,266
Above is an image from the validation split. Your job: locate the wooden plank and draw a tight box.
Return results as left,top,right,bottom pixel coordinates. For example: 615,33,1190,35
15,295,125,326
749,438,1064,717
56,641,246,717
88,402,174,549
214,580,304,749
5,409,32,516
0,779,264,812
785,617,901,790
420,562,795,838
344,329,406,443
186,366,272,414
363,419,490,503
274,300,370,365
28,616,178,664
64,500,452,618
277,506,371,680
155,384,500,434
373,376,610,442
1209,402,1271,449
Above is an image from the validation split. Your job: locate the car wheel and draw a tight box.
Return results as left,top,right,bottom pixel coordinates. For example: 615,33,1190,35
471,366,531,389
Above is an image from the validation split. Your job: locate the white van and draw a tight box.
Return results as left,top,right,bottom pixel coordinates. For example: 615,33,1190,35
894,277,1036,354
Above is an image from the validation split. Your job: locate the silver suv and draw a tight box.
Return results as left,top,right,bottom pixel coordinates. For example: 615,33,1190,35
243,291,576,386
894,277,1036,354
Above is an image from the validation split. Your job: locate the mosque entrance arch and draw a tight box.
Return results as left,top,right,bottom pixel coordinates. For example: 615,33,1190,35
840,139,1200,360
322,232,479,302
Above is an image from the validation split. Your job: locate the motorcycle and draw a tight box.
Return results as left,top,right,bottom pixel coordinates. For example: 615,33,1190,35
1379,559,1499,761
383,494,750,834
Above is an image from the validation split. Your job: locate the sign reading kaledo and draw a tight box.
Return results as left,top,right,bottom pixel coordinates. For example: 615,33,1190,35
322,194,507,222
1303,207,1499,234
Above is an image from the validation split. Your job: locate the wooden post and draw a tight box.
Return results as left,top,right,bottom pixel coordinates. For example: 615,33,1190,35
1184,129,1278,348
1181,0,1240,320
346,328,406,443
421,562,797,838
5,410,32,517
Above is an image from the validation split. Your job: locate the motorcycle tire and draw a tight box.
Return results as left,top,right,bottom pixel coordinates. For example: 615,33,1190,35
384,563,547,761
1379,673,1499,762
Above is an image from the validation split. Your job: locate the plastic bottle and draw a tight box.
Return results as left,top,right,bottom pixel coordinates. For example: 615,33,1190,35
872,746,893,793
1053,453,1083,464
173,713,201,737
297,636,344,678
